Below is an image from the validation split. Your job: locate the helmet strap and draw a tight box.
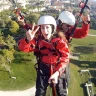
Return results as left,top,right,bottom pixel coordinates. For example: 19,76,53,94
58,19,64,31
58,19,62,27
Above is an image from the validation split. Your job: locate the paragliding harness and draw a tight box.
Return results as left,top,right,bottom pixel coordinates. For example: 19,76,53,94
33,36,56,96
34,35,69,96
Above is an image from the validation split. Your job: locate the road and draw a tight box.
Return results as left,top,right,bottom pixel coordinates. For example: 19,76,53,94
0,86,36,96
88,34,96,36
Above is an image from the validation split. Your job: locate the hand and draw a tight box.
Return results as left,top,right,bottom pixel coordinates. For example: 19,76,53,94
81,14,90,24
48,71,59,84
26,23,39,41
17,16,25,25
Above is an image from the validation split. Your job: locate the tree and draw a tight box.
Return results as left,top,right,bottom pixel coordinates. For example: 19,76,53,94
26,13,40,24
0,19,5,27
0,35,5,44
4,34,16,49
0,55,7,65
0,53,14,77
9,20,19,34
2,49,14,64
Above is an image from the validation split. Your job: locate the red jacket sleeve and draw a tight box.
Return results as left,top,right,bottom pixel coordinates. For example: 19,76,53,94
23,24,32,31
18,38,36,52
54,39,70,74
73,23,90,38
23,24,39,31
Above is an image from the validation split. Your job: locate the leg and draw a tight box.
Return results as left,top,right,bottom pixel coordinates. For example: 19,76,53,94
56,73,68,96
65,64,70,87
35,63,50,96
56,64,70,96
35,75,49,96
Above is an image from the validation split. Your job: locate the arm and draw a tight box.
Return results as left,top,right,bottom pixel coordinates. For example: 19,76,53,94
18,23,40,52
73,23,90,38
18,38,36,52
54,39,70,76
48,39,70,84
73,14,90,38
17,15,33,31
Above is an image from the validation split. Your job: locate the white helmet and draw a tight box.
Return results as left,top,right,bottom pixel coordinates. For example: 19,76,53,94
38,15,57,32
58,11,75,26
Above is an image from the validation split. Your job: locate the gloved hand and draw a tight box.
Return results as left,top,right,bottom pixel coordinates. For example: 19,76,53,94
26,23,39,41
48,71,59,84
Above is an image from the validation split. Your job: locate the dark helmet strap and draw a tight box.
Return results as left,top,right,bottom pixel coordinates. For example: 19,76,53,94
57,19,62,27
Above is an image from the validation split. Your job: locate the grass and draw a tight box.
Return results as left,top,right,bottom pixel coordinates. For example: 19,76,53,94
68,63,84,96
0,52,37,90
89,29,96,34
0,29,96,96
68,29,96,96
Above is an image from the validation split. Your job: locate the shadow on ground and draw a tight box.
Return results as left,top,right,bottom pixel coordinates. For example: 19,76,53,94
70,59,96,68
70,59,96,96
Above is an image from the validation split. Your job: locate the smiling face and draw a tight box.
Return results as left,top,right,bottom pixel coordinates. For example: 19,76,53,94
61,23,71,33
41,24,52,40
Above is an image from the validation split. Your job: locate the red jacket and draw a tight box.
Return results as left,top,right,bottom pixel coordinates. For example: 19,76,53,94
57,23,90,39
18,37,70,73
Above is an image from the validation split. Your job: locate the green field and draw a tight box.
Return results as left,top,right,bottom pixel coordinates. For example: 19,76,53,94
0,29,96,96
0,52,37,90
68,29,96,96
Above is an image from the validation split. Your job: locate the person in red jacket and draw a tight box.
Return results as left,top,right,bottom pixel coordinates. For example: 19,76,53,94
18,15,70,96
57,11,90,41
56,10,90,92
